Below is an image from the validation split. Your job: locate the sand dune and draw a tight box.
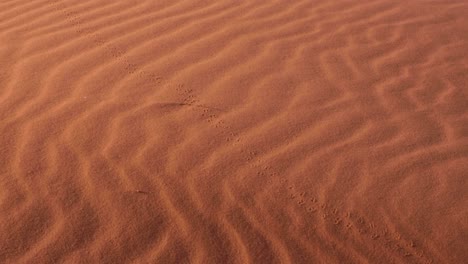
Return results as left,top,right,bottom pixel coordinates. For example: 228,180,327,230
1,0,467,263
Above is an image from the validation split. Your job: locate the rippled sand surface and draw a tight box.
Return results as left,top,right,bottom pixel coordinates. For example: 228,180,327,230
0,0,467,263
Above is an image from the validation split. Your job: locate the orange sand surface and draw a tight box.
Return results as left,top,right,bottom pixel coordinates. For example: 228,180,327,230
1,0,467,263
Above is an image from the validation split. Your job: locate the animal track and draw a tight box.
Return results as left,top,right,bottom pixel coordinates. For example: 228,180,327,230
174,85,245,145
283,183,434,263
52,0,161,89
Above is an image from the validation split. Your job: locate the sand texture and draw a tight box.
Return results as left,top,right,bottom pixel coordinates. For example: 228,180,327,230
1,0,467,263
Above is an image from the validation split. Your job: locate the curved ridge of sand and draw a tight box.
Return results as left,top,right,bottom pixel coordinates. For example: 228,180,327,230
1,0,467,263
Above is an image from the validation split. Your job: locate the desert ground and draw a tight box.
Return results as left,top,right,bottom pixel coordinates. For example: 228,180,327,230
0,0,467,263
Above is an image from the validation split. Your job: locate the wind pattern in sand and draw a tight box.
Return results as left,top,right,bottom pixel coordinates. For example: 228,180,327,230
0,0,467,263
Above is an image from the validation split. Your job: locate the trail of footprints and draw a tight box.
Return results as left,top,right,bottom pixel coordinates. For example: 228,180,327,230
174,84,244,144
283,182,434,264
52,0,163,90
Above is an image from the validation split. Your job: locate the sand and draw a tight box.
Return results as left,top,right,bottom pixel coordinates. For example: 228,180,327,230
0,0,467,263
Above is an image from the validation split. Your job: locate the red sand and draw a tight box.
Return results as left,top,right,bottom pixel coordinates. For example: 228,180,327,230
0,0,467,263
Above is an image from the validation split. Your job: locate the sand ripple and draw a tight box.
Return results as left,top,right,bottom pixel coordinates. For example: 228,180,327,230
0,0,467,263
